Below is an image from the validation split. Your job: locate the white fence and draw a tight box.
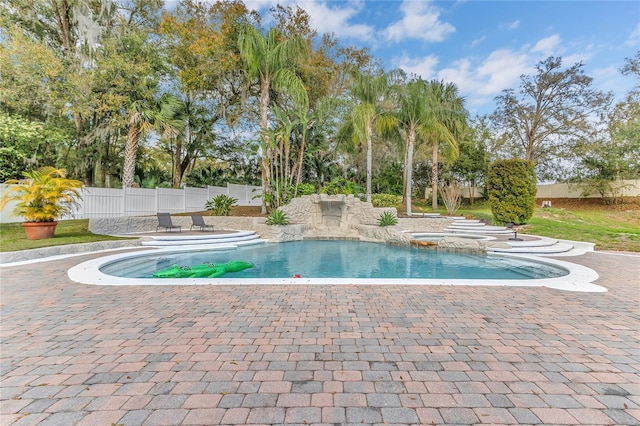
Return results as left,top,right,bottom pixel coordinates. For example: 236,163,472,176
1,183,262,223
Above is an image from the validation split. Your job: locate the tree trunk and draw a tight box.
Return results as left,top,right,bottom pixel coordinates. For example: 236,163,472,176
173,136,183,188
259,77,270,213
122,123,140,188
431,142,439,211
401,143,408,207
405,129,415,216
292,134,306,196
366,121,373,203
469,179,475,205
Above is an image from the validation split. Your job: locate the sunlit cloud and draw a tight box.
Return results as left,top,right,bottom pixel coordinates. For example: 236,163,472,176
436,49,531,97
531,34,561,56
625,23,640,47
383,0,455,43
242,0,374,41
394,46,535,114
474,49,533,94
392,54,439,79
294,0,374,41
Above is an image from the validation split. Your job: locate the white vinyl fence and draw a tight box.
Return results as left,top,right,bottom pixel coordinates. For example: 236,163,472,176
1,183,262,223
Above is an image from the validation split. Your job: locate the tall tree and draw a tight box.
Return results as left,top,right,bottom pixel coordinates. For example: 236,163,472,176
423,80,467,211
572,53,640,202
0,0,119,184
160,0,256,188
394,77,435,215
339,71,395,203
448,117,490,205
237,24,309,212
122,84,183,188
491,56,612,179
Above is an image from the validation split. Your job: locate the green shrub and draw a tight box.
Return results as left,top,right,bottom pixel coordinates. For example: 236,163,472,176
377,211,398,227
205,194,237,216
320,177,364,197
266,209,289,225
372,193,402,208
487,159,537,224
296,182,316,196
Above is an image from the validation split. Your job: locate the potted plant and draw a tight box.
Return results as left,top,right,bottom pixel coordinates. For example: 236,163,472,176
1,167,83,240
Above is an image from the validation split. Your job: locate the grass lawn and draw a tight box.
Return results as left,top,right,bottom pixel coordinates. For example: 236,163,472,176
523,207,640,252
412,199,640,252
0,220,133,253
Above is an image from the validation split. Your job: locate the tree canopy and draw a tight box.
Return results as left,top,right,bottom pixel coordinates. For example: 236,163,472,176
490,56,613,180
1,1,637,210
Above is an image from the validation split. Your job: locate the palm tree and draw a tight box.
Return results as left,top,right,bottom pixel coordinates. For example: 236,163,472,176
423,80,467,211
340,71,395,203
171,98,214,189
237,25,309,212
122,79,184,188
393,78,431,215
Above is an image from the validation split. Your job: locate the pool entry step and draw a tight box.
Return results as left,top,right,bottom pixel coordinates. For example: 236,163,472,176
140,230,267,248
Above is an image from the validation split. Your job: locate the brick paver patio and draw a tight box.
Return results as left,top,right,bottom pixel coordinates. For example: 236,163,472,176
1,250,638,425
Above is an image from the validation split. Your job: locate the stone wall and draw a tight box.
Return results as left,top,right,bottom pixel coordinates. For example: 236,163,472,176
357,225,412,245
279,194,396,229
397,217,456,232
88,198,457,246
437,236,511,252
88,216,266,235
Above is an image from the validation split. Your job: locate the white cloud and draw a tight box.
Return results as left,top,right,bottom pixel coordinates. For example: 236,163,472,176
393,48,533,115
531,34,561,56
243,0,374,41
592,65,625,96
470,36,486,48
297,1,374,41
383,0,455,43
434,50,531,97
500,19,520,30
392,54,439,79
625,23,640,47
474,49,533,94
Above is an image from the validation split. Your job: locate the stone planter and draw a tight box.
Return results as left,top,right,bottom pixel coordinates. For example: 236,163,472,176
22,221,58,240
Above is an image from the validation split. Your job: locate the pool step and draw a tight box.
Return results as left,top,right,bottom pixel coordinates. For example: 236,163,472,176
489,242,575,254
141,230,266,248
443,221,586,255
445,219,513,235
444,227,515,235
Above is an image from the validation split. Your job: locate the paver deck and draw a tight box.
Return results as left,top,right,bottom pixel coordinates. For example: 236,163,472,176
1,249,638,425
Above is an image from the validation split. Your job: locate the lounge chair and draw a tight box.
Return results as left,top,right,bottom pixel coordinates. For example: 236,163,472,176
190,214,214,231
156,212,181,232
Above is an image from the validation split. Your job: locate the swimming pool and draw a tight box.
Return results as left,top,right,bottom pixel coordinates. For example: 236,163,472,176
68,240,604,292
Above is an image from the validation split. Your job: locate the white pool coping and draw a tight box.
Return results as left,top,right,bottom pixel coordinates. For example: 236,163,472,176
66,246,605,293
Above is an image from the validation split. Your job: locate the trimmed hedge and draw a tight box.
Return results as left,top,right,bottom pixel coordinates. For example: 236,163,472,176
487,159,537,224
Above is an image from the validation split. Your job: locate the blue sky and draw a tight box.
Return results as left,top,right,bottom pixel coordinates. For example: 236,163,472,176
243,0,640,116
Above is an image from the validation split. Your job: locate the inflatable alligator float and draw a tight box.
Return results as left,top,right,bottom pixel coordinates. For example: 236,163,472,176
153,260,254,278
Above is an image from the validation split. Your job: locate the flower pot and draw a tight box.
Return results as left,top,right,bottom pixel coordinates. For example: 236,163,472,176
22,222,58,240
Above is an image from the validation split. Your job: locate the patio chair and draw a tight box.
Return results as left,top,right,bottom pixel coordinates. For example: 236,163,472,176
190,214,214,231
156,212,181,232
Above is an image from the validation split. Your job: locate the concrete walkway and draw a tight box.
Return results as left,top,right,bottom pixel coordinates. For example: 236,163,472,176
1,249,639,425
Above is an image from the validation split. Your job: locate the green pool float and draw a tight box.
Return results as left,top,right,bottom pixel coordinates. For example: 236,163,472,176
153,261,254,278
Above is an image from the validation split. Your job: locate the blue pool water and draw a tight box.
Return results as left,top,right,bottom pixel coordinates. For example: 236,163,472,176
99,240,568,280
